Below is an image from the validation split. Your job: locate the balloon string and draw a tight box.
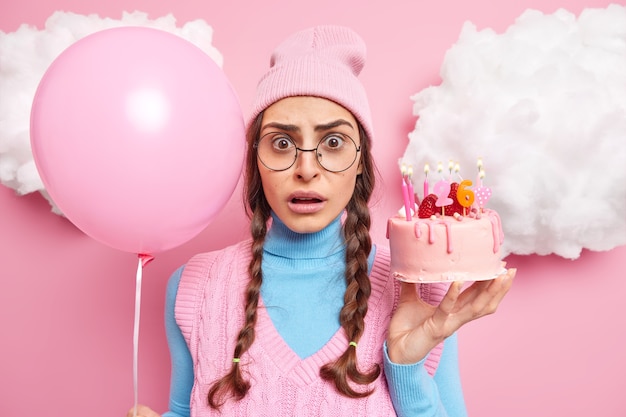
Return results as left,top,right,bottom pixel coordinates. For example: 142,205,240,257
133,256,143,417
132,254,153,417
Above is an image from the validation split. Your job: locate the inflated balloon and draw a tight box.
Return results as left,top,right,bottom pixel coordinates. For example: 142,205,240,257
30,27,245,254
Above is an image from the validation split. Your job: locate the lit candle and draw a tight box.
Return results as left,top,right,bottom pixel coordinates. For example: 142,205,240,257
437,161,443,179
454,162,461,181
448,159,454,180
476,157,484,186
474,163,490,212
401,165,412,221
423,163,430,199
407,166,416,213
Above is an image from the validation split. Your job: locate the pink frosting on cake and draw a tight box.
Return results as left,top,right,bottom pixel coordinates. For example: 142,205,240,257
387,209,505,283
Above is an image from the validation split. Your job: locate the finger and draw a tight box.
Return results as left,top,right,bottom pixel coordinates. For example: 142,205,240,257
454,279,492,307
485,268,515,307
462,267,515,303
431,280,464,326
479,268,515,308
458,269,515,318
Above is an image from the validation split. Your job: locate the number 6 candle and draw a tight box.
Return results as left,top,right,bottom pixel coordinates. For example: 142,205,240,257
456,179,475,216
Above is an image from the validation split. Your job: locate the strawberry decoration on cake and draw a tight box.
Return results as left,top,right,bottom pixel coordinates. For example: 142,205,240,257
417,194,438,218
444,182,465,216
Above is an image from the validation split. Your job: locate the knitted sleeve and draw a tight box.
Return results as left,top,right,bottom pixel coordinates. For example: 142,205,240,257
432,334,467,417
162,266,193,417
383,335,467,417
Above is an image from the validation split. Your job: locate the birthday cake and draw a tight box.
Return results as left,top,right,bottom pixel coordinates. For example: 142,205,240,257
387,162,505,283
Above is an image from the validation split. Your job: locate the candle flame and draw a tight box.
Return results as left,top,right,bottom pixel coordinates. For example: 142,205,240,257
407,166,413,178
424,163,430,175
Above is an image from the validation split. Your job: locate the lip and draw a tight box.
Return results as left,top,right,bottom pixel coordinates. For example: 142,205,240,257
287,191,327,214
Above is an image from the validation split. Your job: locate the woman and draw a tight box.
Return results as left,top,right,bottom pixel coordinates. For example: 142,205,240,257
129,25,514,417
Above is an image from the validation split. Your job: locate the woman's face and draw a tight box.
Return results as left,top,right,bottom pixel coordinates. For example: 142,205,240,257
258,96,362,233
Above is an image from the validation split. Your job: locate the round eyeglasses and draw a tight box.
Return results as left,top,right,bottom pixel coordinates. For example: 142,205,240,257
255,132,361,172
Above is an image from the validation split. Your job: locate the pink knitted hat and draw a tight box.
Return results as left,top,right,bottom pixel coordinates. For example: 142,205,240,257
249,25,373,140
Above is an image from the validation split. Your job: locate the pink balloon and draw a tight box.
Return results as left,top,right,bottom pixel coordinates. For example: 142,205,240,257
30,27,245,254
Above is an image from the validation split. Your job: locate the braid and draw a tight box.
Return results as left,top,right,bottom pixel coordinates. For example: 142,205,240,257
320,125,380,396
207,115,272,409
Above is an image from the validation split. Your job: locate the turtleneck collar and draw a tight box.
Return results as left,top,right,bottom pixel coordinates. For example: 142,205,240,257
263,212,346,260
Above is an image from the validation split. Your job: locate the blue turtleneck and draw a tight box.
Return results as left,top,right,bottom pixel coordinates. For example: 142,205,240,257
260,213,374,358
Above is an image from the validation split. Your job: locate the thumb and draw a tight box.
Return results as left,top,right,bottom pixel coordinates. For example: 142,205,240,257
126,405,161,417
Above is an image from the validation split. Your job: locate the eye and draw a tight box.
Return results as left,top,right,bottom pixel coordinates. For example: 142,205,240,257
320,134,346,150
270,135,295,152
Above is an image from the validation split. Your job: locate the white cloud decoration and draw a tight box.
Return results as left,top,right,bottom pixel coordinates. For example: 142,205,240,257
401,4,626,259
0,11,223,213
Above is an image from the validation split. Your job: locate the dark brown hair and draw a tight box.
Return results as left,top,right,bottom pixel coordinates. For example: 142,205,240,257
207,112,379,408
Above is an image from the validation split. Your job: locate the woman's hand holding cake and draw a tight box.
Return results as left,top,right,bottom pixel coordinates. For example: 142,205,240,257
386,269,515,364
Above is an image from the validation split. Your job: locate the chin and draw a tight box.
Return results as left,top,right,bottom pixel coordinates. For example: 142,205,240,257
282,216,329,234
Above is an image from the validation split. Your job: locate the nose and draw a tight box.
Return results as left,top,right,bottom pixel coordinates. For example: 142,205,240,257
293,147,321,180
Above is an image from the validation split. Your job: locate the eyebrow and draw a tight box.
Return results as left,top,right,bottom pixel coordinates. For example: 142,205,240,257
260,119,355,134
314,119,355,132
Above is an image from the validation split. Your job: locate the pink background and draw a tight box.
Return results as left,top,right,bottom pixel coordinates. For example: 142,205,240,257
1,1,624,416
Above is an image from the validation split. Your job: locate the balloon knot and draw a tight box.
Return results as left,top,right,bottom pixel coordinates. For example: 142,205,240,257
138,253,155,267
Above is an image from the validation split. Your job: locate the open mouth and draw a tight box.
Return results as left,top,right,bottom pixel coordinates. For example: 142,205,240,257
291,197,323,204
288,193,326,214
